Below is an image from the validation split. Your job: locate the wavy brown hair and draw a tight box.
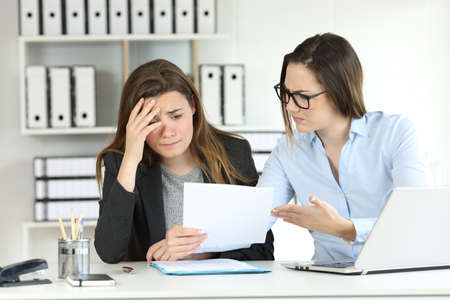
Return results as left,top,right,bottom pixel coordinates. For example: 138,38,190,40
96,59,252,194
279,33,366,139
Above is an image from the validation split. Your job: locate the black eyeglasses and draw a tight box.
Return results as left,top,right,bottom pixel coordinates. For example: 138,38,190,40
274,83,327,109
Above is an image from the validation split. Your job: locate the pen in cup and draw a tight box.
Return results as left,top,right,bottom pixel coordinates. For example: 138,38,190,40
78,219,84,240
58,216,67,240
71,211,75,240
75,215,83,240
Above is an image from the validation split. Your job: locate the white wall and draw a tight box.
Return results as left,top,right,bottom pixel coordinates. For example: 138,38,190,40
1,0,449,264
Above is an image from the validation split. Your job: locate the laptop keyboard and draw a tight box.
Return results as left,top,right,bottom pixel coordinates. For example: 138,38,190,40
312,261,355,268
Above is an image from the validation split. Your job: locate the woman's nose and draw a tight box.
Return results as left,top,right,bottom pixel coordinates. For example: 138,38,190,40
286,99,300,113
160,121,175,137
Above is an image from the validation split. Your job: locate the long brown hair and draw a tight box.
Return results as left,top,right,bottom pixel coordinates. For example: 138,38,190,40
96,59,252,194
279,33,366,138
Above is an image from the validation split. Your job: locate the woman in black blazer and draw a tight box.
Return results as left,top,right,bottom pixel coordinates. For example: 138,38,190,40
94,59,274,263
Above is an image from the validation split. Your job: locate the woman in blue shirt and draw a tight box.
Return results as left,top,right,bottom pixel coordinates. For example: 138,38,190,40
258,33,426,262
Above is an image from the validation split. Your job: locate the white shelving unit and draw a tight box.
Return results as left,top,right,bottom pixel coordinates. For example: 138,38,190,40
19,34,232,136
19,0,285,261
19,34,230,43
20,33,285,136
21,125,283,136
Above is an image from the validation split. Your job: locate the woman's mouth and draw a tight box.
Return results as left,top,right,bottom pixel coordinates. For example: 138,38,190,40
161,141,180,147
292,116,305,123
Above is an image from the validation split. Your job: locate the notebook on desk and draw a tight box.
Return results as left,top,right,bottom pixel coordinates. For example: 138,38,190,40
283,187,450,275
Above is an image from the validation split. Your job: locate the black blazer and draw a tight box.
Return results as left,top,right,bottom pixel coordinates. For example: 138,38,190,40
94,134,274,263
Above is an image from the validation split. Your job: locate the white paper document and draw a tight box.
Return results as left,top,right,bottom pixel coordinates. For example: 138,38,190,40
183,183,273,253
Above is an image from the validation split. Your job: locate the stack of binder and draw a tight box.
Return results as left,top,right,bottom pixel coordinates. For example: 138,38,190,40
33,156,100,221
199,64,245,126
19,0,217,36
26,65,96,129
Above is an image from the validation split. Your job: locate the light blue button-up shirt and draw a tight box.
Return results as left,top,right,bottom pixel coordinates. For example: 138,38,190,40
257,111,427,262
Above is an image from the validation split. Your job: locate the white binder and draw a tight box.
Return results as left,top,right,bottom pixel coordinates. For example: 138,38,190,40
35,180,46,199
223,65,245,125
88,0,108,34
42,0,63,35
196,0,216,34
34,157,45,177
45,200,99,221
20,0,40,36
200,65,222,125
66,0,86,35
34,202,46,221
109,0,129,34
34,156,97,177
26,66,48,129
49,67,71,128
73,66,96,127
130,0,150,34
153,0,173,34
47,179,99,199
174,0,194,34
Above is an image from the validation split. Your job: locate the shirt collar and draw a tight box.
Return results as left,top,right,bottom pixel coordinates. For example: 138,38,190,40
349,115,368,139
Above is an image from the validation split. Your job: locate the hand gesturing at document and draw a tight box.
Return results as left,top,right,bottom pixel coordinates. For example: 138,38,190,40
146,226,207,261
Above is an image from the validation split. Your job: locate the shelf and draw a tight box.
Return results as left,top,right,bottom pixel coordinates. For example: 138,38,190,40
19,34,230,43
218,125,284,132
21,126,116,135
21,125,284,136
23,220,97,229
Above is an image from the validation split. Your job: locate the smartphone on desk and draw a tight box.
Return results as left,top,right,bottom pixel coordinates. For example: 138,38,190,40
66,273,116,287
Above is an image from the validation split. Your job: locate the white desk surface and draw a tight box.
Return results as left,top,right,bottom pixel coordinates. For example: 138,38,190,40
1,261,450,300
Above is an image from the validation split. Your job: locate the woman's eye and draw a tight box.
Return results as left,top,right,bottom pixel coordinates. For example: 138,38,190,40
149,118,160,125
173,114,182,119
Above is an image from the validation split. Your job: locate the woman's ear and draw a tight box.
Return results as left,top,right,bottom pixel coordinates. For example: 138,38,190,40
190,95,196,115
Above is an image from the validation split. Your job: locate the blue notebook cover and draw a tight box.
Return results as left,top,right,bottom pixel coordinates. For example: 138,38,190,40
150,258,271,276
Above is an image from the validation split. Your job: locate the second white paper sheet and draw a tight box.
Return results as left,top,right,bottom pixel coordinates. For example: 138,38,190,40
183,183,273,253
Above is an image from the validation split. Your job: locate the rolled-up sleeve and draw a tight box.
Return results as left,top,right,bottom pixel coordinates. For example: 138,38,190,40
351,117,427,244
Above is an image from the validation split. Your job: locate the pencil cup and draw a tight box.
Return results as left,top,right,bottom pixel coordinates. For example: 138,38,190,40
58,238,90,278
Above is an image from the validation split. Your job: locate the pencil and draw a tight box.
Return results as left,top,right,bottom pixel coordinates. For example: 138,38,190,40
75,215,83,240
71,211,75,240
58,216,67,240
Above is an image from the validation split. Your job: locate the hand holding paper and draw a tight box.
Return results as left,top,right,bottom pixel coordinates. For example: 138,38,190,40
146,225,207,262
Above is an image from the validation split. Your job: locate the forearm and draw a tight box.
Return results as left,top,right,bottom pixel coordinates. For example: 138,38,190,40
333,217,356,241
95,179,136,263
